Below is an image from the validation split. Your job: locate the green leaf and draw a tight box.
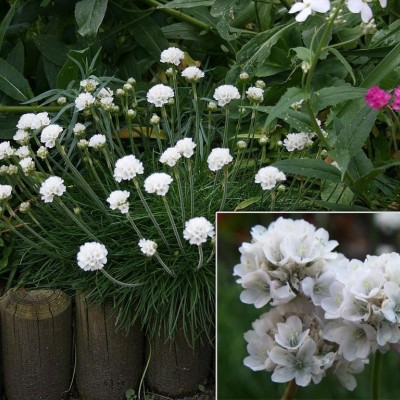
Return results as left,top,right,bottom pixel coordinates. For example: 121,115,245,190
327,47,356,85
236,22,297,69
312,86,366,112
0,1,17,53
263,87,309,129
0,58,33,101
320,181,355,205
161,22,200,41
158,0,214,8
33,35,68,66
272,159,341,183
234,196,261,211
6,40,24,73
57,48,89,89
292,47,313,63
75,0,108,38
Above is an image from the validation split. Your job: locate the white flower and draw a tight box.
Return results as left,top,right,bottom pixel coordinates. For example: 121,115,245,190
80,79,98,92
97,87,113,98
160,147,181,167
13,129,30,145
19,201,31,213
160,47,185,66
175,138,196,158
75,92,95,111
150,114,160,125
99,96,115,111
77,242,108,271
144,173,173,196
181,66,205,82
138,238,158,257
73,123,86,137
77,139,89,150
275,316,310,351
19,157,35,174
269,338,320,387
207,148,233,171
88,134,107,150
213,85,240,107
146,84,174,107
373,213,400,234
0,185,12,201
246,87,264,103
255,166,286,190
346,0,373,22
35,112,51,130
16,112,50,131
283,132,313,152
381,281,400,323
37,146,49,160
15,145,30,159
113,155,144,182
183,217,215,246
0,141,15,160
40,124,63,148
379,0,387,6
240,270,272,308
107,190,130,214
289,0,331,22
39,176,66,203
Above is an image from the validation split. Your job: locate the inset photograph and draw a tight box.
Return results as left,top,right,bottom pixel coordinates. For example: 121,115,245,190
217,212,400,400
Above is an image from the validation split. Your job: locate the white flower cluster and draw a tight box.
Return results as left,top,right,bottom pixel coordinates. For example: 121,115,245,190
107,190,130,214
96,87,116,112
183,217,215,246
246,87,264,103
213,85,240,107
0,184,12,201
77,242,108,271
181,66,205,83
75,92,96,111
207,148,233,171
40,124,63,148
138,238,158,257
113,155,144,182
160,47,185,66
16,112,50,131
144,173,173,196
238,217,400,391
0,141,15,160
39,176,66,203
283,132,315,152
88,134,107,150
254,166,286,190
289,0,387,23
373,212,400,234
159,138,196,167
146,84,174,107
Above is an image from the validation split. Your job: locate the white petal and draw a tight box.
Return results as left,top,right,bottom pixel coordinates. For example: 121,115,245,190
269,347,294,367
272,367,296,383
295,369,313,387
361,5,373,23
296,7,312,22
243,356,265,371
347,0,363,13
311,0,331,13
289,2,306,13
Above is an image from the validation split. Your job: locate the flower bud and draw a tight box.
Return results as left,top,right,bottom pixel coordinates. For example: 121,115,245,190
150,114,160,125
239,72,249,81
237,140,247,149
207,102,218,112
127,109,137,118
123,83,133,92
255,80,266,89
127,77,136,85
57,97,67,105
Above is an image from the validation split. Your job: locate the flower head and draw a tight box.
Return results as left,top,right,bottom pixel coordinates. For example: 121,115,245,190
246,87,264,103
175,138,196,158
391,87,400,111
283,132,314,152
160,147,181,167
107,190,130,214
207,148,233,171
77,242,108,271
213,85,240,107
75,92,95,111
0,141,15,160
13,129,30,145
289,0,331,22
17,112,50,131
0,185,12,201
88,134,107,150
139,239,158,257
19,157,35,174
347,0,374,23
181,66,205,83
183,217,215,246
255,166,286,190
37,146,49,160
80,79,98,92
146,84,174,107
39,176,66,203
365,86,391,109
113,155,144,182
160,47,185,66
15,145,31,159
40,124,63,148
144,173,173,196
73,123,86,137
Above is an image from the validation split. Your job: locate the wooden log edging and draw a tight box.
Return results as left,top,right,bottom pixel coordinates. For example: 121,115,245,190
0,289,72,400
75,292,145,400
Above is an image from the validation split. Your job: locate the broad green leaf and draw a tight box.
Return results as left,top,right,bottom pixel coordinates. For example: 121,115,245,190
311,86,366,112
75,0,108,38
321,181,355,205
161,23,200,41
327,47,356,85
272,159,341,183
237,22,297,68
6,40,24,73
33,35,68,66
234,197,261,211
263,87,309,129
158,0,214,8
57,48,89,89
292,47,313,63
0,1,17,53
0,58,33,101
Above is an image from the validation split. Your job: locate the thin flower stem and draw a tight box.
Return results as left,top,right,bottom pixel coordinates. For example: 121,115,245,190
223,106,230,147
372,351,383,400
206,247,215,265
101,268,144,288
161,106,173,143
153,124,163,155
195,245,204,270
162,196,185,252
173,166,185,225
132,178,171,250
281,379,297,400
270,189,276,211
155,253,176,277
219,166,229,211
126,213,144,239
192,83,203,159
187,159,195,217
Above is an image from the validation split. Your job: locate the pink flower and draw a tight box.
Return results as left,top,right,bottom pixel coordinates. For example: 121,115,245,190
365,86,391,110
391,87,400,111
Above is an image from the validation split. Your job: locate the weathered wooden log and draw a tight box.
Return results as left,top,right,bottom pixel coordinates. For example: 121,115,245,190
1,289,72,400
75,292,145,400
146,329,214,397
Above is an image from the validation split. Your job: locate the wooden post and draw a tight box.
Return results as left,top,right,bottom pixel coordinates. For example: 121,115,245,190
1,289,72,400
146,329,214,397
75,292,145,400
